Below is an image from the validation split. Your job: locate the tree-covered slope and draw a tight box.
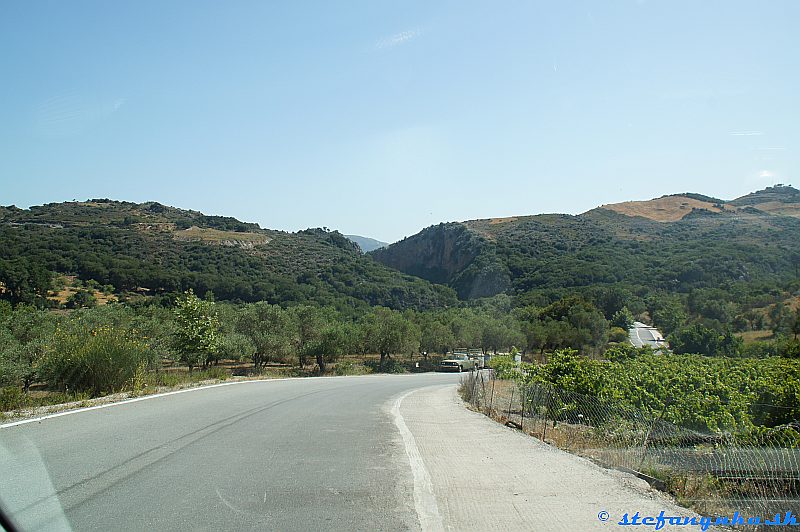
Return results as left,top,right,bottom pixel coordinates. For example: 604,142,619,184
371,186,800,304
0,200,457,311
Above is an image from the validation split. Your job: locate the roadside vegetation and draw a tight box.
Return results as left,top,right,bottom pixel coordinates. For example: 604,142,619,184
2,281,798,418
1,195,799,421
490,348,800,435
470,352,800,519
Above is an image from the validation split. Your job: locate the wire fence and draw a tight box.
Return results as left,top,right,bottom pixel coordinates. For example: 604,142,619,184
462,369,800,523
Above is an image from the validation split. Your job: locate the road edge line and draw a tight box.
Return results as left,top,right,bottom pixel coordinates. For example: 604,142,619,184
1,372,450,429
0,378,296,429
391,389,444,532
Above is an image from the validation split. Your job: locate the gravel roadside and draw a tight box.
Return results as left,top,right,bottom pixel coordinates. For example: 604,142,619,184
398,384,708,532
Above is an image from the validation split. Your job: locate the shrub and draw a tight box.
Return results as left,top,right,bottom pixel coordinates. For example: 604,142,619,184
40,325,156,395
192,366,229,382
365,357,407,373
0,387,90,412
334,360,370,376
0,386,26,411
488,355,519,380
66,289,97,309
608,327,629,343
150,372,182,388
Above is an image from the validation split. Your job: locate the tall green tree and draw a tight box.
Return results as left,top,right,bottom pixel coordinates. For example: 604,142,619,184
0,305,57,390
651,297,688,337
287,305,330,368
0,258,52,306
480,315,525,354
611,307,635,330
304,321,355,373
771,303,796,337
792,310,800,341
418,318,455,356
236,303,293,367
668,323,742,357
173,289,220,373
362,307,420,369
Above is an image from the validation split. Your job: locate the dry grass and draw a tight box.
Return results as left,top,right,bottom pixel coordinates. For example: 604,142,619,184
736,330,775,345
133,222,176,233
488,216,519,225
49,275,117,306
785,295,800,311
601,196,732,222
602,194,800,222
748,201,800,218
172,226,271,246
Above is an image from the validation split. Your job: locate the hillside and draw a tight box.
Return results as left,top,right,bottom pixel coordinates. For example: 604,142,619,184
371,186,800,308
345,235,388,253
599,184,800,221
0,200,457,311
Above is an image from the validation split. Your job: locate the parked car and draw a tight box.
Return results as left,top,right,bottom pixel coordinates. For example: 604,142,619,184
439,354,480,372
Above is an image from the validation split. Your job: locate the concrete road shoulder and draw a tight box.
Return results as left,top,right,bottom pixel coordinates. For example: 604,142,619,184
395,384,700,532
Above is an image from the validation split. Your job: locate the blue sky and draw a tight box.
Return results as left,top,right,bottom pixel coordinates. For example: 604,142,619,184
1,1,798,242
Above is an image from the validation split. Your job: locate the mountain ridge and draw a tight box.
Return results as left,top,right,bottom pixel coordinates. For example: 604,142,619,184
0,199,457,311
344,235,388,253
595,184,799,222
371,186,800,303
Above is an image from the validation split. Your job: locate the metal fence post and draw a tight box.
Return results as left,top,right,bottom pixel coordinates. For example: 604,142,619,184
639,399,670,472
470,371,478,405
488,374,496,416
480,372,487,413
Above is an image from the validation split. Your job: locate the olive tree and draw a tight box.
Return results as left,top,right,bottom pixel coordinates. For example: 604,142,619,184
304,321,355,373
235,303,293,368
361,307,420,370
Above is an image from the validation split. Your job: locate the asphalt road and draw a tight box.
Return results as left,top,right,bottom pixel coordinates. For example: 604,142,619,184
1,373,697,532
0,373,460,532
628,322,666,349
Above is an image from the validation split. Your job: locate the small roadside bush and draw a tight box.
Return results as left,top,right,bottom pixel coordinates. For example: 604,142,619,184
192,366,229,382
334,360,371,376
608,326,629,343
365,358,407,373
40,325,156,395
0,387,91,412
488,355,518,380
0,386,26,411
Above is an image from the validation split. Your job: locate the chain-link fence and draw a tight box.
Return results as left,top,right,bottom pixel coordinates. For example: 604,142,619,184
462,370,800,522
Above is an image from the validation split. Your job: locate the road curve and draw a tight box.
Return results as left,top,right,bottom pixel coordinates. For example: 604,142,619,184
0,373,460,531
1,373,698,532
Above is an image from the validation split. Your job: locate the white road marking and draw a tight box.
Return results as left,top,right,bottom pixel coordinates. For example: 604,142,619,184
634,327,644,347
1,372,449,429
0,379,289,429
391,389,444,532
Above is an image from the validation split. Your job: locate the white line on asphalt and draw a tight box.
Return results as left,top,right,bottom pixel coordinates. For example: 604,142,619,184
391,389,444,532
634,327,644,347
0,379,287,429
1,372,451,429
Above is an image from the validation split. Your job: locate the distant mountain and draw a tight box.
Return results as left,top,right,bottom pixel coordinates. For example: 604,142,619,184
0,200,457,311
345,235,388,253
371,186,800,303
600,184,800,222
